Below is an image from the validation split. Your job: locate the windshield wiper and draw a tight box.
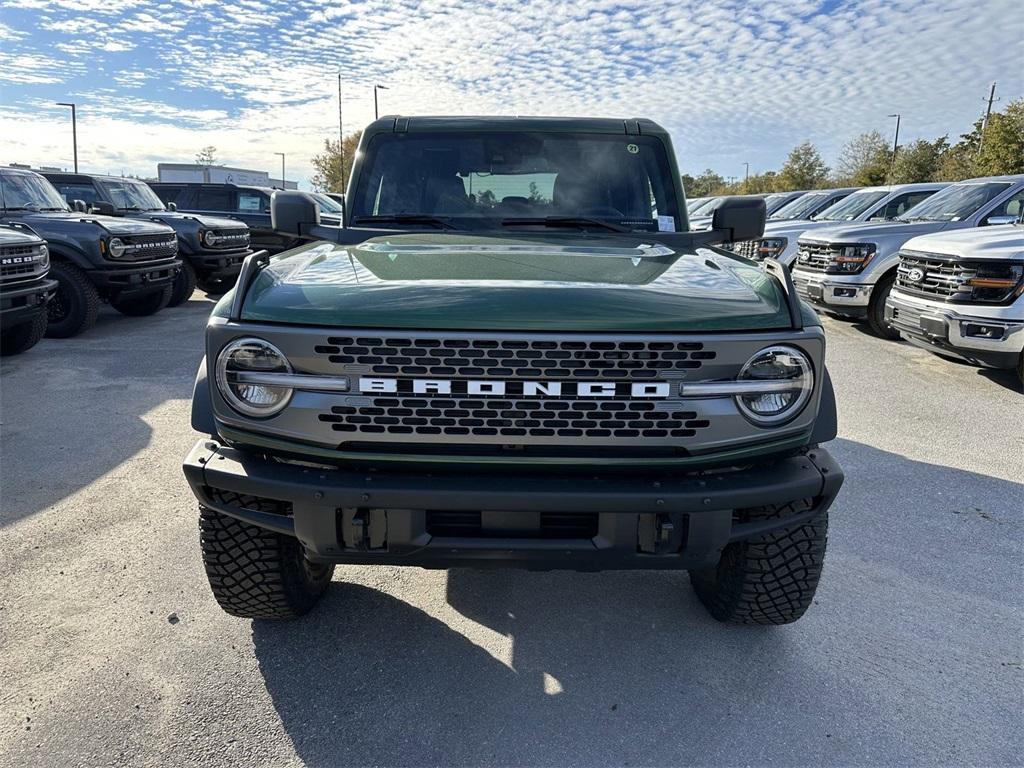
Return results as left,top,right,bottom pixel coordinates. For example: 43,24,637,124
352,214,455,230
501,216,629,233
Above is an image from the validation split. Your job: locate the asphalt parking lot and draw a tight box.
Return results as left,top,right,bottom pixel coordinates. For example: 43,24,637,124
1,293,1021,768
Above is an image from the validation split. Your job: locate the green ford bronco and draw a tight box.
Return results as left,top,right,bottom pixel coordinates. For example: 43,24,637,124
183,116,843,624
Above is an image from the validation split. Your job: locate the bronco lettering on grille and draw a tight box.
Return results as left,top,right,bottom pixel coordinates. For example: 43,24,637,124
358,377,671,399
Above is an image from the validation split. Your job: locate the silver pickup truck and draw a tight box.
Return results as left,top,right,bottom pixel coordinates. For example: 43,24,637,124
733,183,945,267
790,175,1024,338
886,218,1024,385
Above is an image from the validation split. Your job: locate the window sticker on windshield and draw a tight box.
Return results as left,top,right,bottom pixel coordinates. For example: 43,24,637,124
626,143,639,154
657,215,675,232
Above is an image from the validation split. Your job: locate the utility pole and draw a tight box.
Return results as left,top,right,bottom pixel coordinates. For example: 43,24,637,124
56,102,78,172
743,162,750,185
337,73,346,191
978,82,999,155
275,152,285,189
887,113,901,181
374,84,388,120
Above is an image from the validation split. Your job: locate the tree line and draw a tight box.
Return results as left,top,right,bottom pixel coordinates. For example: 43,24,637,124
683,97,1024,197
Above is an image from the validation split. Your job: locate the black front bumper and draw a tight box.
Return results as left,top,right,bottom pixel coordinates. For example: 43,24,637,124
186,249,250,279
183,440,844,570
88,259,181,295
0,278,57,325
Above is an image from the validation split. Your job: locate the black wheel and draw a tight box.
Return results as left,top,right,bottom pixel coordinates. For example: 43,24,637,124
0,312,47,356
866,273,901,340
197,275,234,295
1017,352,1023,389
109,285,172,317
689,500,828,625
168,260,197,307
199,507,334,619
45,261,101,338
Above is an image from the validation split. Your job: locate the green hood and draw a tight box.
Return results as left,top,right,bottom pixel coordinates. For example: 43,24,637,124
231,233,791,332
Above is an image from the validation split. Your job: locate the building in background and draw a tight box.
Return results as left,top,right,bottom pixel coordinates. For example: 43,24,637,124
156,163,297,189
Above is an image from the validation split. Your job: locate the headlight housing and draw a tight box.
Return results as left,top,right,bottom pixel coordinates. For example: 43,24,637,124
735,345,814,426
201,230,220,247
827,243,876,274
757,237,788,260
39,243,49,269
963,262,1024,304
215,337,293,417
106,237,126,258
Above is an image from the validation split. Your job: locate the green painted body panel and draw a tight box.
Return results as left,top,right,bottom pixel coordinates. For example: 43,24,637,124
227,233,792,332
218,423,813,468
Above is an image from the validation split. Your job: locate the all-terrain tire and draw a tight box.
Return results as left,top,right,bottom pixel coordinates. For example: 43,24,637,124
689,500,828,625
45,261,101,338
198,507,335,619
197,275,233,295
0,312,48,356
110,285,172,317
867,272,900,340
168,260,197,307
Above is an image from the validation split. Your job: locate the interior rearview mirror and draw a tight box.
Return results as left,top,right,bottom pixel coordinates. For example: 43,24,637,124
710,196,766,243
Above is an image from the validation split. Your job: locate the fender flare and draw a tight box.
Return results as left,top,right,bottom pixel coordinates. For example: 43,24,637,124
191,356,218,436
46,241,95,271
810,367,838,444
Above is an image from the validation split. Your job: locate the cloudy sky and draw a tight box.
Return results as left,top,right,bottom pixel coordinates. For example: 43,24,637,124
1,0,1019,189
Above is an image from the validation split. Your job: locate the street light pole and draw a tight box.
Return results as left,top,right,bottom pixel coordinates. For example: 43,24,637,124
743,162,750,184
338,72,346,191
887,113,901,177
275,152,285,189
374,84,388,120
56,102,78,172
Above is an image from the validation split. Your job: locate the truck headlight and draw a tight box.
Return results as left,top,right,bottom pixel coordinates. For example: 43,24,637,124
828,243,876,273
107,237,126,258
215,337,293,417
201,230,220,247
735,345,814,426
964,263,1024,303
757,237,788,260
39,244,49,268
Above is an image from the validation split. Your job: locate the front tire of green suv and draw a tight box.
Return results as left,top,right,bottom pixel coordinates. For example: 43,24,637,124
0,312,48,356
45,261,101,338
110,285,172,317
689,500,828,625
168,260,197,307
199,507,335,619
866,273,901,340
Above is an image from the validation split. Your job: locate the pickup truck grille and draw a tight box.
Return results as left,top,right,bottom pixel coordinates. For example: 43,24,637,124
793,241,835,272
0,243,47,283
895,251,970,300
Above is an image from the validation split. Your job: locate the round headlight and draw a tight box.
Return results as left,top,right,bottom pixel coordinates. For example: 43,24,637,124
215,337,293,418
107,237,126,258
202,230,219,247
735,345,814,426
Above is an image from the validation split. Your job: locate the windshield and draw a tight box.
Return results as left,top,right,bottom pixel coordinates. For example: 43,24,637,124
764,193,797,215
817,190,888,221
770,191,830,220
97,179,165,211
896,182,1012,222
310,192,343,214
0,172,70,212
350,131,680,232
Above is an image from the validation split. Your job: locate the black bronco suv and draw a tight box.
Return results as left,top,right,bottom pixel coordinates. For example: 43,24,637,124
0,167,180,338
0,224,57,355
183,116,844,625
45,173,253,305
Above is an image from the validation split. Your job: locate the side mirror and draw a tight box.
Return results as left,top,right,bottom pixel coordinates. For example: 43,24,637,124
72,199,88,213
90,200,116,216
271,190,321,236
983,214,1017,226
710,196,766,243
167,201,178,212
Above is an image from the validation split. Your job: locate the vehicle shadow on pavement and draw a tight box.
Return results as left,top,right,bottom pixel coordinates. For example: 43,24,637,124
0,296,213,527
252,439,1022,767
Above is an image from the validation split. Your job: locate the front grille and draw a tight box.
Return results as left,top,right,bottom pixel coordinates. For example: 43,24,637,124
425,511,599,539
120,233,178,260
204,486,293,516
0,243,47,282
793,241,835,272
732,240,760,260
895,251,970,300
319,397,711,440
208,229,250,250
315,336,716,379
